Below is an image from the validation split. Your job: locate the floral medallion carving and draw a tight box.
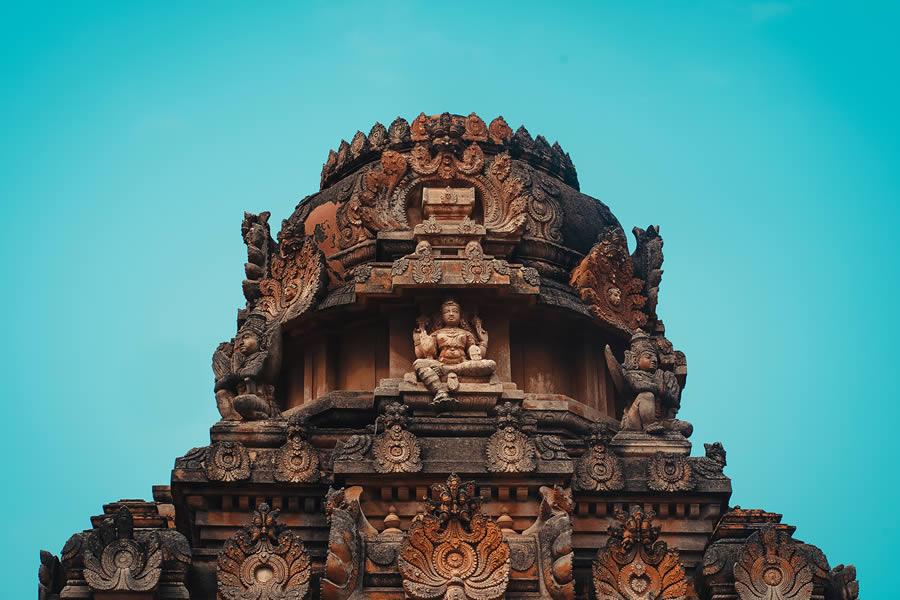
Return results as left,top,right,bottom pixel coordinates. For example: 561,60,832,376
259,235,327,324
274,414,320,484
485,402,536,473
593,506,687,600
461,241,492,284
399,474,510,600
574,424,624,492
218,503,311,600
647,452,694,492
206,441,251,482
83,506,162,594
400,241,443,284
733,525,812,600
571,225,647,332
373,402,422,473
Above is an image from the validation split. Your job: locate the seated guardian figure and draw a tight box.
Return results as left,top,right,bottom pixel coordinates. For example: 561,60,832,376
413,298,496,404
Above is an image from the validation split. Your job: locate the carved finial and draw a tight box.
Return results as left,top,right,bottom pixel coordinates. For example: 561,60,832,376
83,506,163,594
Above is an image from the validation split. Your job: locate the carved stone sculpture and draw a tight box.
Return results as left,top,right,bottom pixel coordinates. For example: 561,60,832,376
213,312,281,421
205,441,251,482
485,402,536,473
571,225,647,332
648,452,695,492
695,442,728,480
83,506,162,595
399,474,510,600
522,486,574,600
574,423,624,491
413,297,496,404
274,414,321,483
217,503,311,600
241,211,274,305
826,564,859,600
733,525,813,600
373,402,422,473
593,506,687,600
38,550,64,600
606,329,691,435
321,487,378,600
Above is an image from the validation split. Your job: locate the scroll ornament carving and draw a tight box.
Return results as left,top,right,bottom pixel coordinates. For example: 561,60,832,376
574,423,624,492
331,434,372,464
647,452,694,492
486,402,536,473
218,503,311,600
259,234,327,324
373,402,422,473
695,442,728,480
593,506,687,600
83,506,162,594
274,414,321,484
399,474,510,600
205,441,252,482
321,487,378,600
483,152,528,236
461,241,492,284
522,486,575,600
336,150,408,249
733,525,813,600
525,174,564,244
571,226,647,332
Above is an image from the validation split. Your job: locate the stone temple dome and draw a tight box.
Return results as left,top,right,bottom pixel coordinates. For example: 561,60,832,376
38,112,859,600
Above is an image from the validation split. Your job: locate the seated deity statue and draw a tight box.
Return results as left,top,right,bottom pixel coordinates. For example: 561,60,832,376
413,298,496,404
212,312,280,421
606,329,692,436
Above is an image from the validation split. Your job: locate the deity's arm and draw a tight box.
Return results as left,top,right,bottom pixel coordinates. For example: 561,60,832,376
414,327,437,359
471,316,488,355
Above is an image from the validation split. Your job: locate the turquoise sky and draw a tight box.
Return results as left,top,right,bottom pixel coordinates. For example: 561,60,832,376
3,2,897,597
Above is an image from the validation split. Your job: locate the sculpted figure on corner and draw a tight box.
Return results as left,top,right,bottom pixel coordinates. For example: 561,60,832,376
212,312,281,421
606,329,692,436
413,298,496,404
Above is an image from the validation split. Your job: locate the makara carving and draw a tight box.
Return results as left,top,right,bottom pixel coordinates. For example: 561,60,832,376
606,329,691,436
733,525,813,600
593,505,687,600
38,550,64,600
522,486,574,600
83,506,162,594
205,441,252,482
571,226,647,332
485,402,536,473
373,402,422,473
399,474,510,600
241,211,275,305
695,442,728,480
413,298,496,405
321,487,378,600
218,503,311,600
574,423,624,491
648,452,695,492
630,225,664,323
274,414,321,483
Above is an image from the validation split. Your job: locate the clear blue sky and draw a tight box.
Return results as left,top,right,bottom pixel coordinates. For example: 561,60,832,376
3,2,897,597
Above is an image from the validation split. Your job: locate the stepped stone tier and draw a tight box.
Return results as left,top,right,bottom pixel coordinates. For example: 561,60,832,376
40,112,859,600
